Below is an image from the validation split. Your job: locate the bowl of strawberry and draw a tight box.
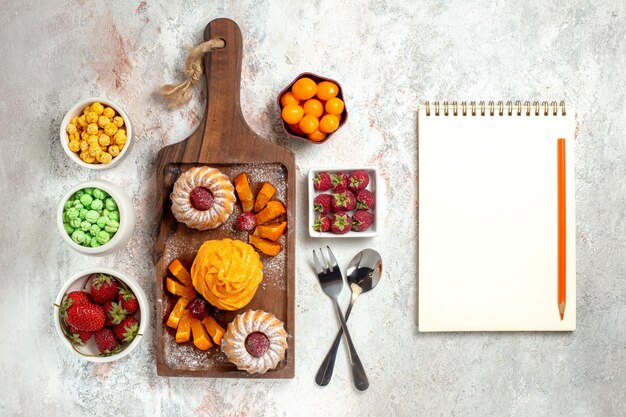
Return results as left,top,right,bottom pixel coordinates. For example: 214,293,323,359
54,267,148,362
308,167,380,238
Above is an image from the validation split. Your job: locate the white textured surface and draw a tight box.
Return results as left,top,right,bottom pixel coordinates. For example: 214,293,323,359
0,1,625,416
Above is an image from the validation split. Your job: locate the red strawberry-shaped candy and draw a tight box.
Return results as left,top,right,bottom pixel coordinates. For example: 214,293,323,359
313,194,332,214
103,301,128,326
94,328,121,354
331,212,352,234
313,172,332,191
113,316,140,343
67,326,93,345
117,288,139,315
348,170,370,192
236,212,257,232
330,172,348,192
245,332,270,357
313,214,332,232
58,290,93,317
65,303,105,332
331,190,356,212
188,297,209,320
352,210,374,232
356,189,376,210
189,186,214,211
90,274,119,305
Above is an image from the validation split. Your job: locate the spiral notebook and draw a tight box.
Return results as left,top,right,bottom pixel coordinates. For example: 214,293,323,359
418,101,576,332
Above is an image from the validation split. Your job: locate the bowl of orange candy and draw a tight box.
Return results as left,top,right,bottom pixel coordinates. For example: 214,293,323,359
277,73,347,144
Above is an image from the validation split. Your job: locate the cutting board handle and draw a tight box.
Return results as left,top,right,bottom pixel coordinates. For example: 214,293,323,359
203,18,243,118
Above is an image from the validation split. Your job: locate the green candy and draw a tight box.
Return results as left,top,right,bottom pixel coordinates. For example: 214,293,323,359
85,210,100,223
108,211,119,222
73,202,84,210
101,208,110,217
83,188,94,195
81,221,91,231
79,194,93,207
93,188,107,200
75,190,85,198
96,230,110,244
96,216,109,229
83,234,92,245
63,223,74,235
69,218,81,229
66,207,79,220
89,224,101,236
71,230,86,244
91,199,104,211
105,198,117,211
64,200,73,210
104,220,119,233
90,237,101,248
79,209,88,220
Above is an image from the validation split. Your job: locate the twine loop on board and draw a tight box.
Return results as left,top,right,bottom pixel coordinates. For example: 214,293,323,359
160,38,225,108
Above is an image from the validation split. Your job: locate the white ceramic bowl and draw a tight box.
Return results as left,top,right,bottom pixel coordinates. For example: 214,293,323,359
59,97,132,169
54,267,149,363
57,180,136,256
308,167,381,238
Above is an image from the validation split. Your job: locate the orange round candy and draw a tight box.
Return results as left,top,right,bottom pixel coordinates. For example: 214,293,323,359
298,115,319,134
307,129,327,142
302,99,324,118
319,114,339,133
288,123,303,135
280,92,300,107
325,97,344,115
281,104,304,124
316,81,339,101
291,77,317,100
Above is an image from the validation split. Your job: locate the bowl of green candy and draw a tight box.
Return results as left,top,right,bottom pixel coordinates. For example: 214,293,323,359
57,180,136,256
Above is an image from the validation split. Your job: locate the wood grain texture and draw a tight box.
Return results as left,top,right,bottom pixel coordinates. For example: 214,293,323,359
153,18,295,378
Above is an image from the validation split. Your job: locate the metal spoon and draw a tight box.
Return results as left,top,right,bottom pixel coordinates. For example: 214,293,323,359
315,249,383,387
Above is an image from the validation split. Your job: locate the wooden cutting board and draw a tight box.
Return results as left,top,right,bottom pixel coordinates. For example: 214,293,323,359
153,18,295,378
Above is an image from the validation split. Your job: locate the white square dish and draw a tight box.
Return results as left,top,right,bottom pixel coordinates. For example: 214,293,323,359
308,167,380,238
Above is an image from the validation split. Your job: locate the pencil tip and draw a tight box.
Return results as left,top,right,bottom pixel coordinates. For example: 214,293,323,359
558,301,566,320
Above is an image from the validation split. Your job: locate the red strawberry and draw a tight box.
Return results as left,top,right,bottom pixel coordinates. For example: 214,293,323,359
236,212,257,232
65,303,105,332
118,288,139,315
331,212,352,234
94,328,121,354
356,189,376,210
331,190,356,212
313,194,332,214
67,326,93,345
90,274,119,305
330,173,348,192
348,170,370,192
103,301,128,326
113,316,140,343
313,214,331,232
313,172,332,191
188,297,209,320
58,291,92,317
352,210,374,231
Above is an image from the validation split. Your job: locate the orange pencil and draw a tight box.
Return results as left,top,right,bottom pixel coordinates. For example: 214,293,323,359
557,138,566,320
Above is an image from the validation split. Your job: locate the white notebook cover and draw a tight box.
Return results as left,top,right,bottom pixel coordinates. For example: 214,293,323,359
418,105,576,331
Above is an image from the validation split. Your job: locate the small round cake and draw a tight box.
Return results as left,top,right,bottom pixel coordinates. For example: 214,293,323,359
191,239,263,310
170,166,236,230
221,310,288,374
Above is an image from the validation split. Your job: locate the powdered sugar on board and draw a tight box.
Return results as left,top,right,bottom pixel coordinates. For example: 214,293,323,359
159,162,290,375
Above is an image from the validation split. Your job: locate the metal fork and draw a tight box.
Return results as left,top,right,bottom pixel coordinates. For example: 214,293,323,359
313,247,369,391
